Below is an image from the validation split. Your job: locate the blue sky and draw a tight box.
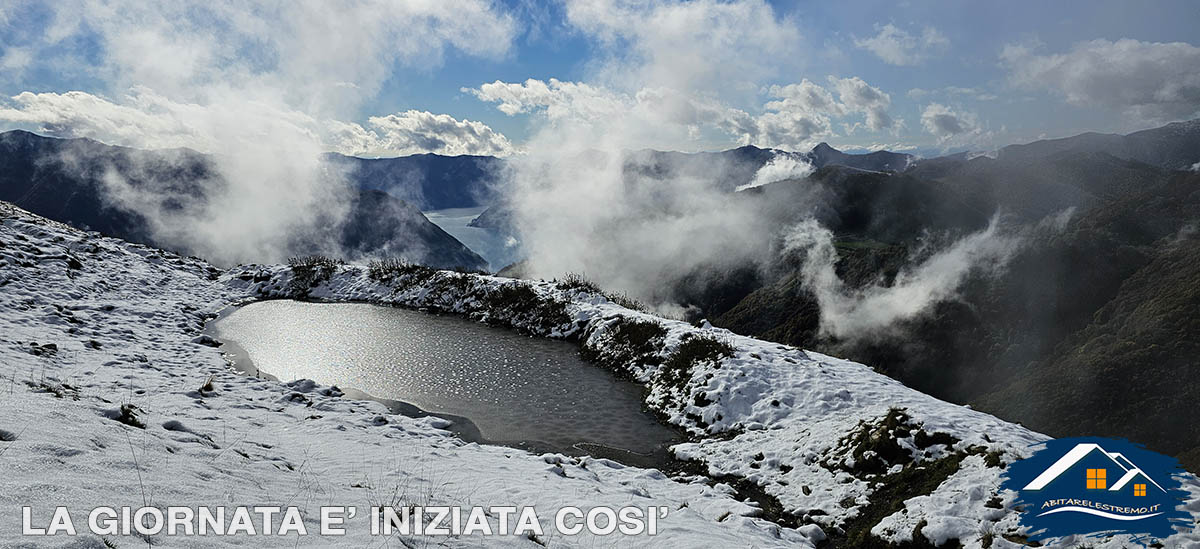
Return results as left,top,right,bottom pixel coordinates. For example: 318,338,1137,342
1,0,1198,156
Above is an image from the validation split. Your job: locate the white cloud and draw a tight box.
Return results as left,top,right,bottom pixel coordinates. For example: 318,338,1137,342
0,90,514,158
1001,38,1200,122
746,108,835,150
908,86,997,101
347,111,514,157
830,76,895,131
735,155,814,191
0,46,31,72
467,74,898,152
854,23,949,66
765,80,844,117
562,0,801,95
461,3,894,154
464,78,627,122
841,142,919,153
35,1,517,111
920,102,989,147
921,103,972,137
0,90,207,150
783,215,1022,339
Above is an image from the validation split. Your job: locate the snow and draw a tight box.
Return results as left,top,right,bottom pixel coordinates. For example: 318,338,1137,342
1,201,1197,548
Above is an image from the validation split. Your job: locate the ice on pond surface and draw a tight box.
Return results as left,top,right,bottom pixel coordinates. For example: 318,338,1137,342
209,300,679,457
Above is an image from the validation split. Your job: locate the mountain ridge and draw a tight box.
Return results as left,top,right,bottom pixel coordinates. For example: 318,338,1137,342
0,130,487,270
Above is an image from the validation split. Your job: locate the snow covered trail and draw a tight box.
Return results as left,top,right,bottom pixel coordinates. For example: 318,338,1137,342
1,201,1196,548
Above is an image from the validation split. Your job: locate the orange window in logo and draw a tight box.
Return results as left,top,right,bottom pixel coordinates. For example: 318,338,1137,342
1134,483,1147,496
1086,468,1107,489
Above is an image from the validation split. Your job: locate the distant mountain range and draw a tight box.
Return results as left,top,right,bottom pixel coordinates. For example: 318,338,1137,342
0,129,921,270
325,152,503,210
0,130,487,270
623,141,915,190
470,141,918,234
808,142,913,172
995,119,1200,171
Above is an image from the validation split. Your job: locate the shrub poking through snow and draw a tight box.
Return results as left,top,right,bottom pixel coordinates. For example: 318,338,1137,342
819,408,1017,547
829,407,922,476
581,316,668,376
108,404,145,429
557,272,602,293
287,255,343,295
603,291,647,312
834,445,1003,548
27,342,57,356
659,333,736,394
366,258,436,285
824,407,966,477
481,283,570,334
428,271,476,298
557,273,648,312
25,379,79,400
288,255,342,271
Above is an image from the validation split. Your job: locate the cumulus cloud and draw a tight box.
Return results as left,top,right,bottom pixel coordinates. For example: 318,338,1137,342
35,1,516,110
765,80,843,116
0,90,515,158
0,89,212,150
562,0,801,95
744,108,835,150
831,76,895,131
464,78,627,122
731,76,898,146
468,74,897,152
466,2,901,154
854,23,949,66
338,111,514,157
920,103,988,147
1001,38,1200,122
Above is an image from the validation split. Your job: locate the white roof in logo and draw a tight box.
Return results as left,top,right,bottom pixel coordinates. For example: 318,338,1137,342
1022,443,1167,493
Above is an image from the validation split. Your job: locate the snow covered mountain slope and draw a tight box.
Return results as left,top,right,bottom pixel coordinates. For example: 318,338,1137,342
1,202,1196,547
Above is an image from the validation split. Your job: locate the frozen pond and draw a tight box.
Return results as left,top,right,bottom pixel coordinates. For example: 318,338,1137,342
207,300,680,463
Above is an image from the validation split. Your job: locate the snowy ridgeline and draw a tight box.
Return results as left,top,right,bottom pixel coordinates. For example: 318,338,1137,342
1,202,1197,548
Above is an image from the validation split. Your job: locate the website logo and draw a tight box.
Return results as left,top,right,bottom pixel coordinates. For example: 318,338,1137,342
1000,437,1193,544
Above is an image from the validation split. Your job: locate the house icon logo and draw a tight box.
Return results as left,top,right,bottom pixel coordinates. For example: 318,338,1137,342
1000,437,1194,544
